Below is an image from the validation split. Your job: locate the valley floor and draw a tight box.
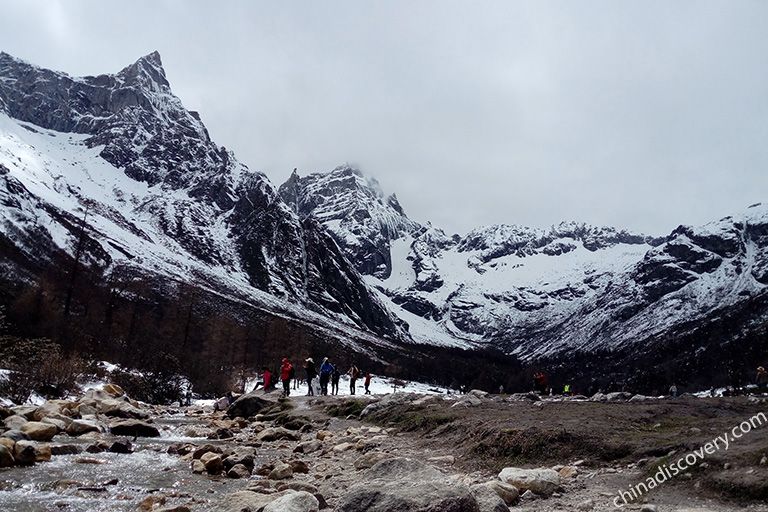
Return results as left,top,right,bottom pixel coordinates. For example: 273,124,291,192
0,389,766,511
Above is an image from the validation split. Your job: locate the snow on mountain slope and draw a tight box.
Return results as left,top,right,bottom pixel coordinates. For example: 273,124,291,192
278,164,768,358
0,52,406,341
279,165,419,279
364,221,659,349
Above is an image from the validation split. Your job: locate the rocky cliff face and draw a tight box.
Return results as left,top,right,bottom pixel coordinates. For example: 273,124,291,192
0,52,405,340
278,166,419,279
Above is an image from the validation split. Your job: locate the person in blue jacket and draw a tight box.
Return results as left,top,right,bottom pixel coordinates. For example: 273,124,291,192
319,357,335,395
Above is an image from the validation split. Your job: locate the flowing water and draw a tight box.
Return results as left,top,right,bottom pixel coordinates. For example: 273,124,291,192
0,415,254,511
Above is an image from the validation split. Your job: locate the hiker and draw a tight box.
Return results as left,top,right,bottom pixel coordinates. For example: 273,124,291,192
669,383,678,397
348,364,360,395
563,383,572,396
331,366,341,395
261,367,272,394
533,371,548,394
319,357,334,395
304,358,317,396
756,366,768,392
364,372,372,394
280,358,293,397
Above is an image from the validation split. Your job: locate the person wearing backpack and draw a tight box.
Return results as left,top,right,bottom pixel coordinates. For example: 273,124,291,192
304,358,317,396
364,372,372,394
348,364,360,395
319,357,334,395
280,358,293,397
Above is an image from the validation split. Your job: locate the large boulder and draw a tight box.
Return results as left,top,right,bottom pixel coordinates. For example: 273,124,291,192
66,419,100,436
498,467,561,496
3,415,28,430
201,452,224,474
226,391,271,419
109,419,160,438
214,490,299,512
337,458,480,512
262,491,319,512
20,421,58,441
99,399,149,419
13,440,37,465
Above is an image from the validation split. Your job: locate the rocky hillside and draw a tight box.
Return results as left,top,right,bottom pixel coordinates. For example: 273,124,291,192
0,51,405,342
288,163,768,365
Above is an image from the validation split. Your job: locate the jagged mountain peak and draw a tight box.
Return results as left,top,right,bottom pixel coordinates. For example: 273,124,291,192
278,165,420,278
0,53,407,341
115,50,169,90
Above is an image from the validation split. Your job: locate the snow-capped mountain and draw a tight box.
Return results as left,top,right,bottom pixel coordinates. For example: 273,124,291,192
1,51,766,379
278,166,419,279
286,162,768,361
0,51,405,341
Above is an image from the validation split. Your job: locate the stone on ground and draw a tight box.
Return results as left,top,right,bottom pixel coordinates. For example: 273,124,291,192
498,467,561,496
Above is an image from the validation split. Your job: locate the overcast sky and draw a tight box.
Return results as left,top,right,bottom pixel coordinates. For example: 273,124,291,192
2,0,767,235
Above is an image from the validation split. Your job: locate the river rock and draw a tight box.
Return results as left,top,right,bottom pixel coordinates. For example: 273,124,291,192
100,399,149,420
192,459,205,474
0,445,14,467
213,490,293,512
257,427,301,442
109,419,160,437
109,438,133,454
470,483,508,512
294,440,322,454
337,458,480,512
51,444,82,455
483,480,519,505
289,460,309,473
14,440,38,465
192,444,222,459
41,417,68,431
20,421,58,441
498,467,561,496
4,415,28,430
66,419,100,436
223,448,255,470
226,391,271,419
262,491,319,512
227,464,251,479
11,406,37,419
201,452,224,474
34,443,52,462
1,430,29,441
268,462,293,480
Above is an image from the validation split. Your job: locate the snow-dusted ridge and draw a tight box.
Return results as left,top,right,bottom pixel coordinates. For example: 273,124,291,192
1,51,767,365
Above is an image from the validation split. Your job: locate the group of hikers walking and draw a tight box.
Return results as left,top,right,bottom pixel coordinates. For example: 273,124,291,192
258,357,373,398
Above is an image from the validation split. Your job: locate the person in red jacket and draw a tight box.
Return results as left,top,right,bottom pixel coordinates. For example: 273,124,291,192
280,358,293,397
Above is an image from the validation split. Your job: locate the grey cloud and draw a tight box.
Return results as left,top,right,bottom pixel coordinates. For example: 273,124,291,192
1,0,767,235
